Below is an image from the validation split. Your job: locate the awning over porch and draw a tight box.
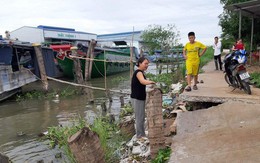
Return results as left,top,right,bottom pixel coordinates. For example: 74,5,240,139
225,0,260,18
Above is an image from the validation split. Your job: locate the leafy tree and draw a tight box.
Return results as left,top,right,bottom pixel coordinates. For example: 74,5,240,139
219,0,260,50
140,24,180,55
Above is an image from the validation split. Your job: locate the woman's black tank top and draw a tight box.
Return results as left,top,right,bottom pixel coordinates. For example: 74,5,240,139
131,69,146,100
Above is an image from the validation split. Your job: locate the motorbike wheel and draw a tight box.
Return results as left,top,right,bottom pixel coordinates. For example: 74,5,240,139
224,74,231,86
224,74,232,86
241,81,251,95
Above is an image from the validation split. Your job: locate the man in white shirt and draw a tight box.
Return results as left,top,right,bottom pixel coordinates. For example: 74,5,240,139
5,31,10,40
213,36,222,70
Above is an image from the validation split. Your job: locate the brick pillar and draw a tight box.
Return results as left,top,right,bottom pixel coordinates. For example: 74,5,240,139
146,88,165,158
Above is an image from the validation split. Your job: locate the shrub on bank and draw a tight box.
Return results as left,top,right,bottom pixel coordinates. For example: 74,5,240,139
250,72,260,88
151,147,171,163
199,46,214,70
15,87,81,101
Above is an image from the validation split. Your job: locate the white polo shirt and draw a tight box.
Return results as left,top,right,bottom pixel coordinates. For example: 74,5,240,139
213,42,222,56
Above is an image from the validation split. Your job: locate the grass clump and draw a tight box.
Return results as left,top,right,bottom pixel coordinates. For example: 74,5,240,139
47,117,86,163
151,147,171,163
120,104,134,118
15,87,81,102
91,117,127,162
46,116,128,163
250,72,260,88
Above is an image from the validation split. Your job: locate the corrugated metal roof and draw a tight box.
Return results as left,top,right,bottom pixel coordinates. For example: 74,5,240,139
97,31,142,37
225,0,260,18
37,25,75,31
37,25,96,35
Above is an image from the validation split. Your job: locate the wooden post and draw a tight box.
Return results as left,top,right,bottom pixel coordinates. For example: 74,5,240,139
250,17,254,65
88,40,96,80
120,95,124,107
71,47,84,84
33,44,48,91
239,9,242,39
68,127,105,163
0,153,11,163
85,41,91,81
14,48,20,71
104,49,107,90
140,47,143,57
176,49,179,69
259,48,260,65
85,40,96,81
73,58,84,84
130,46,134,80
130,27,135,80
146,88,165,159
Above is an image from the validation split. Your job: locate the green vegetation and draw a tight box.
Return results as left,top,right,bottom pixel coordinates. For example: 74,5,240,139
151,147,171,163
46,116,129,163
250,72,260,88
15,87,80,101
15,90,46,101
47,117,86,163
91,117,128,162
141,24,180,55
146,65,185,93
120,104,134,118
200,46,214,69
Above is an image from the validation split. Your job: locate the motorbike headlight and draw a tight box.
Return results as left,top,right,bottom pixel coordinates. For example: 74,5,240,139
237,56,246,64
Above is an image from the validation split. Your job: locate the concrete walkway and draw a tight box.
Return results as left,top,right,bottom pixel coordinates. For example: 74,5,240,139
179,60,260,103
169,60,260,163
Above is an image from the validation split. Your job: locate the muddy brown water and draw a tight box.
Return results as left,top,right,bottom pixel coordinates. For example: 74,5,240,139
0,63,170,162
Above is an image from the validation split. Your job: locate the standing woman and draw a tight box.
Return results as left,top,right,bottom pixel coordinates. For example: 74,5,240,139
131,57,155,139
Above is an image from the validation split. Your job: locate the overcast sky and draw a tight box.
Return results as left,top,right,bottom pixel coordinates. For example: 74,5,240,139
0,0,223,45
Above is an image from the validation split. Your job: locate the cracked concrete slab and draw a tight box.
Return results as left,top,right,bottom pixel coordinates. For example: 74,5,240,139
169,59,260,163
169,101,260,163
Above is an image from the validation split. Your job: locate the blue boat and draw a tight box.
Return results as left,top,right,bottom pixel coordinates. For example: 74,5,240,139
0,39,57,101
149,49,184,62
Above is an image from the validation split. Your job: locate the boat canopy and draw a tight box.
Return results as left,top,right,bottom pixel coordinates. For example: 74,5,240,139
50,44,72,51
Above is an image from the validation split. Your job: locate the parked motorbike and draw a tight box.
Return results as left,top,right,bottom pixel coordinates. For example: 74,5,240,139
223,49,251,95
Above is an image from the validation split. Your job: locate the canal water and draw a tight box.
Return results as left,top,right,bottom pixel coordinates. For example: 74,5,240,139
0,63,171,162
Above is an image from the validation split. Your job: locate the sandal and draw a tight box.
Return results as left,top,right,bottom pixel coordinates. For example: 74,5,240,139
193,85,198,90
185,86,191,92
136,136,148,143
